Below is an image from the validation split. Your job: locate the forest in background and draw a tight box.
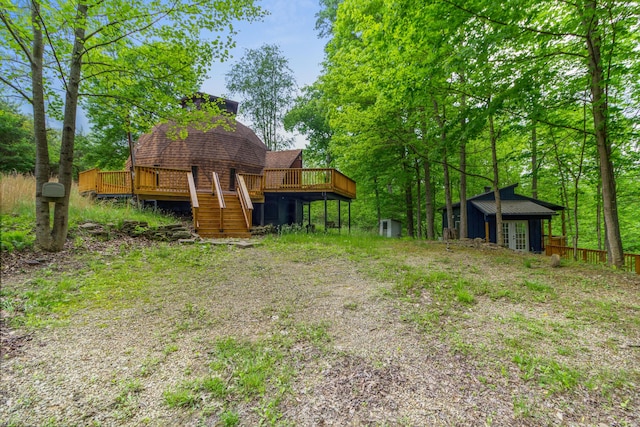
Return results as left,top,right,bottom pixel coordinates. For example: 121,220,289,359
285,0,640,254
1,0,638,255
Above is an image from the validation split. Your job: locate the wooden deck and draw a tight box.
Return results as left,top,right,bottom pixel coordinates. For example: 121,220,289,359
79,166,356,201
545,240,640,275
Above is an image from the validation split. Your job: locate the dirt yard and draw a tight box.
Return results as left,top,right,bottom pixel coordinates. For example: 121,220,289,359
1,236,639,426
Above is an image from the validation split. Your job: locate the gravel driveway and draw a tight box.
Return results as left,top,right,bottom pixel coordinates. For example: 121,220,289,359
1,237,638,426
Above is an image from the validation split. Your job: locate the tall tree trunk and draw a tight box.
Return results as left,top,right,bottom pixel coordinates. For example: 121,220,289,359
31,2,52,250
570,101,588,259
424,159,435,239
551,130,573,241
374,176,381,226
420,111,435,240
433,99,454,239
405,183,414,238
49,2,88,251
443,148,454,236
489,113,503,246
459,89,468,239
458,143,467,239
402,153,415,238
415,159,422,239
596,173,602,250
531,119,538,199
583,0,624,267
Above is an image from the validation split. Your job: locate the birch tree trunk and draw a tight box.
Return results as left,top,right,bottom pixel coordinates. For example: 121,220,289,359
31,2,52,250
582,0,624,267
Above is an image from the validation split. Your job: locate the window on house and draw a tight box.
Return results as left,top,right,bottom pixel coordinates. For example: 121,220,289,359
229,168,236,190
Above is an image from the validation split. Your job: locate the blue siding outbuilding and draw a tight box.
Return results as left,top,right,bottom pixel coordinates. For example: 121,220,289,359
441,184,564,253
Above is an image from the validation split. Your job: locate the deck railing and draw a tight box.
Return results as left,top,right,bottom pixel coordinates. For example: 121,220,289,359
262,168,356,199
212,172,225,231
187,172,199,229
78,168,99,192
241,173,264,198
97,171,132,194
79,167,356,200
546,242,640,275
236,174,253,229
135,166,189,195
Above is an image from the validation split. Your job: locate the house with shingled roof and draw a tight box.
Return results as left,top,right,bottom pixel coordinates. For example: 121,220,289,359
79,94,356,238
441,184,564,252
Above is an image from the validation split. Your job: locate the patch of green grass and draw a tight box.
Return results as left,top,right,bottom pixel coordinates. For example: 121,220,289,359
163,388,199,408
219,410,240,426
454,279,475,305
512,352,581,392
401,309,444,331
294,321,332,348
209,337,285,398
2,244,233,327
521,280,555,294
343,301,358,310
163,344,179,355
512,395,535,418
163,336,294,423
0,229,35,252
114,379,144,408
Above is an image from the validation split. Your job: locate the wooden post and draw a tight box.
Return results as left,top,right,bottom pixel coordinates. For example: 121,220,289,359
635,255,640,275
485,221,489,243
324,192,328,232
348,201,351,234
338,200,341,234
546,219,552,255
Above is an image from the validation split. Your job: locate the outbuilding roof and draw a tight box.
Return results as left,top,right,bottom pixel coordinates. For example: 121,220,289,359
471,200,558,217
265,149,303,169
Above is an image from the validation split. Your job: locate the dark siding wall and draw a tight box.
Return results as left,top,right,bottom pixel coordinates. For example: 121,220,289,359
467,203,487,239
528,219,543,252
263,194,305,227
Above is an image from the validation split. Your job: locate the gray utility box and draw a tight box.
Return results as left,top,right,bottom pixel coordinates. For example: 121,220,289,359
42,182,65,198
379,219,401,237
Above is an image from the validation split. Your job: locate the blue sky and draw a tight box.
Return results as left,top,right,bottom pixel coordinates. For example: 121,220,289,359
71,1,326,147
201,0,327,147
204,0,326,95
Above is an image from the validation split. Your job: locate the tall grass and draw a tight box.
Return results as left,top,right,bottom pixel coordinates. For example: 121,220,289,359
1,173,179,251
1,173,94,216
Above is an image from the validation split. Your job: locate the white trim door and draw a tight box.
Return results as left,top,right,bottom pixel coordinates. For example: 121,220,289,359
502,220,529,252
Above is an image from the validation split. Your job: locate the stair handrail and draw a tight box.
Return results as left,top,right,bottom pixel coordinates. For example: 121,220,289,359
212,172,225,231
187,172,199,229
236,174,253,230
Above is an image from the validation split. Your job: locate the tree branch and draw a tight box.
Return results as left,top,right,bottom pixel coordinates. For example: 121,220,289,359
0,9,34,65
0,75,33,104
441,0,586,39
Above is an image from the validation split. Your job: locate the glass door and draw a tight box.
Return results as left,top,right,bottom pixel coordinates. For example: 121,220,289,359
502,220,529,251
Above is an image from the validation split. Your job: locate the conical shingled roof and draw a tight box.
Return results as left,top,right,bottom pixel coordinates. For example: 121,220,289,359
131,116,268,190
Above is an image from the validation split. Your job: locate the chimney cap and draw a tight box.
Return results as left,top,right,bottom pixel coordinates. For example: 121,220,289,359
180,92,238,115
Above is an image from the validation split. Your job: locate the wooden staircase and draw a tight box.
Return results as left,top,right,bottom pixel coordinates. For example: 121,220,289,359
194,192,251,238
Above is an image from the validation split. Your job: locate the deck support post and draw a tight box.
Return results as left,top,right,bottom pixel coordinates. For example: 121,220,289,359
485,220,489,243
348,201,351,234
307,202,311,233
338,200,341,234
547,218,552,255
324,192,328,232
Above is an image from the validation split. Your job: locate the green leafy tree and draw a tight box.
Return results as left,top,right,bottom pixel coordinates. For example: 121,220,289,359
284,84,333,166
0,99,34,173
226,43,297,151
0,0,263,251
